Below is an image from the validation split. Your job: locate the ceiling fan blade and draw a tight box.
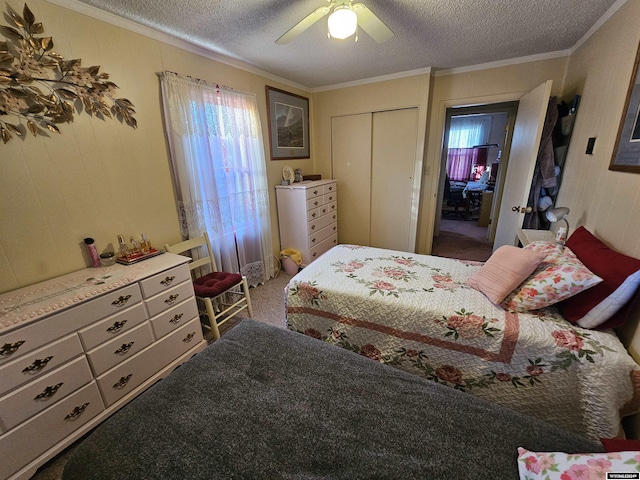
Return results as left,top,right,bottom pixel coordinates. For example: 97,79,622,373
276,6,331,44
352,3,393,43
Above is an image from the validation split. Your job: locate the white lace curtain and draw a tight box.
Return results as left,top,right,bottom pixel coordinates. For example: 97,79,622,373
157,71,273,286
448,115,491,148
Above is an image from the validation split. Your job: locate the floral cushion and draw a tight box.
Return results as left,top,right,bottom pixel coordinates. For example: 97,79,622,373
517,447,640,479
501,242,602,312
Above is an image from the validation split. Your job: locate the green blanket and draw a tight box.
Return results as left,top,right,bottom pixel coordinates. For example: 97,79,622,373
63,319,603,480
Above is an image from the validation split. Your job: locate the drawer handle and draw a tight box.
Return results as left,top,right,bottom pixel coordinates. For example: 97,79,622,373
114,342,135,355
321,208,326,214
314,201,318,206
333,239,337,244
112,295,132,307
311,238,316,243
23,356,53,373
313,190,318,194
1,340,25,357
331,205,335,210
312,253,317,257
65,402,90,421
113,374,133,390
333,226,337,231
333,215,336,219
183,332,197,343
311,225,316,230
164,294,180,305
107,320,128,334
328,196,333,201
170,313,184,324
328,186,333,191
311,213,316,218
35,382,63,400
160,275,176,286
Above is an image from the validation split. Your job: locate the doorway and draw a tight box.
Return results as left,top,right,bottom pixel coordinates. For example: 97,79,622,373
432,102,519,261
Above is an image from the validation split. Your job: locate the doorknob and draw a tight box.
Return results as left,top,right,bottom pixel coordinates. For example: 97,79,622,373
512,206,533,213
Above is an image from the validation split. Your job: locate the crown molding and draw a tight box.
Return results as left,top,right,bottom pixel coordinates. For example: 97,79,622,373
44,0,311,92
311,67,432,93
432,50,571,78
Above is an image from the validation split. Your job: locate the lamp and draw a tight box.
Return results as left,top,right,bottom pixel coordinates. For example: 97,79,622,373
328,5,357,39
545,207,570,244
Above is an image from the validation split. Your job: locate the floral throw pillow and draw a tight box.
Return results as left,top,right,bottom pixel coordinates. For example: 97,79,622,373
501,243,602,312
517,447,640,479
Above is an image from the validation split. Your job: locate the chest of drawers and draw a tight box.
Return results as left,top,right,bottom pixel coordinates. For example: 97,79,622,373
0,253,206,480
275,179,338,266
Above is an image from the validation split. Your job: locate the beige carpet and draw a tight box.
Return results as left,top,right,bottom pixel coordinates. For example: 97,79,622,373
431,218,494,262
30,271,294,480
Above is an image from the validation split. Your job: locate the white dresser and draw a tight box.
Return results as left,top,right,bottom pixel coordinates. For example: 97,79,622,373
0,253,206,480
276,179,338,266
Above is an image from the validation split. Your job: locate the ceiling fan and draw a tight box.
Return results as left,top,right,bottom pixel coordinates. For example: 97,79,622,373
276,1,394,45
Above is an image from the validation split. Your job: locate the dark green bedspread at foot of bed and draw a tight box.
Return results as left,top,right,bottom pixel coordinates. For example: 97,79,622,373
62,319,602,480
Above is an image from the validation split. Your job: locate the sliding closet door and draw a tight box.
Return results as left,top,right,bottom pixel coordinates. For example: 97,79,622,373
331,114,372,246
370,108,418,251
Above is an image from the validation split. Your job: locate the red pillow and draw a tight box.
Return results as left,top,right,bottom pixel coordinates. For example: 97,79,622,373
559,227,640,329
601,437,640,452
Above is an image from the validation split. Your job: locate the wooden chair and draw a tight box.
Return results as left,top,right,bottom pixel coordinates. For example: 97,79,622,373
164,232,253,340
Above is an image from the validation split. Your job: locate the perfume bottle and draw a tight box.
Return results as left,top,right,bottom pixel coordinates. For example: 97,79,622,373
129,236,141,256
140,233,150,254
117,235,129,260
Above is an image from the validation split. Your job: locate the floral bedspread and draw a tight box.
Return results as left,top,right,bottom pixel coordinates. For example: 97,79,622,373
285,245,640,440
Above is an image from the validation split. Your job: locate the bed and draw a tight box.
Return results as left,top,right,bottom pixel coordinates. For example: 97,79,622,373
62,319,606,480
285,239,640,441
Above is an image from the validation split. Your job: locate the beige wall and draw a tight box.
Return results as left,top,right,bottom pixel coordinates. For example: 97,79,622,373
556,0,640,258
0,0,309,293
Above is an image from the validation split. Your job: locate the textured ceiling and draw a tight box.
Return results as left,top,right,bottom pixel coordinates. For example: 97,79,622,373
73,0,622,90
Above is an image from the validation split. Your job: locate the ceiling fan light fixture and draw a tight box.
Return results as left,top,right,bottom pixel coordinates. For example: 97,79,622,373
327,5,357,39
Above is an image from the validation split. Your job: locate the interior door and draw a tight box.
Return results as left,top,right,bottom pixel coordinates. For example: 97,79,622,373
493,81,553,250
370,108,418,251
331,114,372,246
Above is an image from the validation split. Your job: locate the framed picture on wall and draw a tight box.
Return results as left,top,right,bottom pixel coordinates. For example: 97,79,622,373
266,86,310,160
609,41,640,172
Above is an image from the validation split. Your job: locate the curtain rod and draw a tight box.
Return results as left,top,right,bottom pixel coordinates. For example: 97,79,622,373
156,70,225,90
156,70,253,96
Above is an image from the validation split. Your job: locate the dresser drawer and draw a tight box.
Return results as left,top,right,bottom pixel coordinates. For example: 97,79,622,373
0,382,104,480
0,356,93,431
0,334,84,396
0,283,141,365
86,322,154,376
323,190,337,205
310,233,338,261
139,263,191,299
78,303,147,351
305,185,324,200
309,212,336,234
309,223,337,248
144,280,195,318
306,195,325,211
149,298,199,340
96,317,202,407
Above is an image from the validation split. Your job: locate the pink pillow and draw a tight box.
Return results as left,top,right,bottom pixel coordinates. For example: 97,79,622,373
501,244,602,312
559,227,640,329
467,246,545,304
